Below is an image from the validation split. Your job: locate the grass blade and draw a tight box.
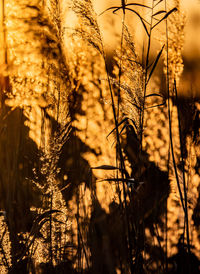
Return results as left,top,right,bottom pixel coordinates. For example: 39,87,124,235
107,117,128,138
125,3,152,10
145,101,166,109
99,2,152,16
147,45,165,84
153,10,166,17
99,178,135,183
145,93,165,98
91,165,119,170
152,7,177,29
125,8,150,36
99,6,119,16
154,0,164,9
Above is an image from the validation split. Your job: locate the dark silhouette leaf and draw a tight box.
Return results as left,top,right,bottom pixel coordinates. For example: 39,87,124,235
152,10,166,17
107,117,138,139
154,0,164,9
99,2,151,16
125,8,150,36
99,178,136,183
145,93,164,98
128,118,138,133
91,165,119,170
35,210,63,224
119,122,128,136
107,117,129,138
152,7,177,29
145,101,166,109
125,3,151,9
126,99,142,111
147,45,165,84
99,6,119,16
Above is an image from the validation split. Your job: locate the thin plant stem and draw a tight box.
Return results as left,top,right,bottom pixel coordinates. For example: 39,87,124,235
77,221,89,270
174,80,190,254
115,9,125,215
140,0,154,150
49,191,53,266
164,0,185,213
99,18,134,274
165,199,168,273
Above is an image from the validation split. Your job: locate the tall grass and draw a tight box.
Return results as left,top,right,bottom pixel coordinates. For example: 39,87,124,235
0,0,200,273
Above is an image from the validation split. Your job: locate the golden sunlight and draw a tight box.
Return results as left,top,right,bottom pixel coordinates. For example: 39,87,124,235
0,0,200,273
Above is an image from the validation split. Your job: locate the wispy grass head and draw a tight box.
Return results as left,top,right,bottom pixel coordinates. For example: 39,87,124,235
113,25,144,136
72,0,103,54
164,0,186,87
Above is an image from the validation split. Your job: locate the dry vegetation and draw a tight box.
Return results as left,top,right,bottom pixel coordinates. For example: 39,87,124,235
0,0,200,273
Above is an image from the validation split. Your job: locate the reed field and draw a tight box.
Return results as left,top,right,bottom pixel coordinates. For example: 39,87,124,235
0,0,200,273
